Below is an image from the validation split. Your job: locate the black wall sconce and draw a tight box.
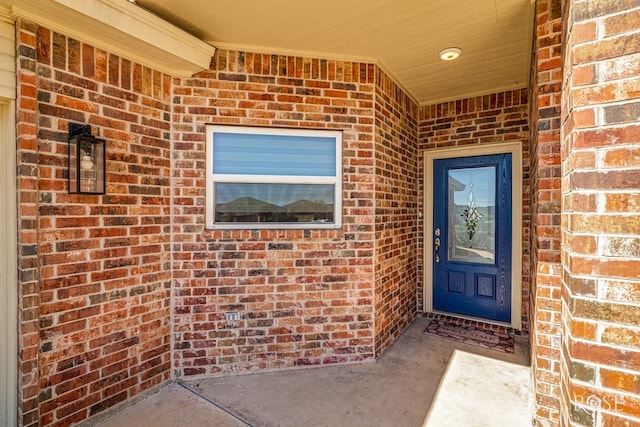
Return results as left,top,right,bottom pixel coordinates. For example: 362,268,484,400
68,123,106,194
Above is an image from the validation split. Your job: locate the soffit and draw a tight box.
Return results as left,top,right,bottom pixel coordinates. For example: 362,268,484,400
2,0,215,77
135,0,534,105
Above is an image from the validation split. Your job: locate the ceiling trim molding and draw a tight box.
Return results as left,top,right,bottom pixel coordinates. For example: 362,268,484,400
420,83,528,107
211,41,378,67
11,0,215,77
374,61,420,107
0,7,12,24
212,41,420,107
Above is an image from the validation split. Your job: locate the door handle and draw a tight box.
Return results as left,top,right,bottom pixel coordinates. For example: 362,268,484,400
434,229,441,263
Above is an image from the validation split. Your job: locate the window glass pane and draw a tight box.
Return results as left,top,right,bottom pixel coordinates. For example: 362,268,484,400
447,166,496,264
215,183,335,223
213,133,336,176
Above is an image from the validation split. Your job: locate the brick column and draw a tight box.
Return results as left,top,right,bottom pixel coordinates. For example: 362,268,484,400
16,18,41,427
561,0,640,425
530,0,564,424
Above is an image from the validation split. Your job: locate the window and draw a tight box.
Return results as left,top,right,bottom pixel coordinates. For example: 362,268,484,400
206,125,343,229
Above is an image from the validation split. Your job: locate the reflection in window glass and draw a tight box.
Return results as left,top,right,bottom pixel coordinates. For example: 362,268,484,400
215,183,334,224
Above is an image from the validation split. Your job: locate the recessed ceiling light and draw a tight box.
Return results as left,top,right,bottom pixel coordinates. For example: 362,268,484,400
439,48,462,61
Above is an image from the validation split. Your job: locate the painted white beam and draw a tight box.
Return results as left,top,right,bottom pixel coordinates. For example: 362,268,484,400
11,0,215,77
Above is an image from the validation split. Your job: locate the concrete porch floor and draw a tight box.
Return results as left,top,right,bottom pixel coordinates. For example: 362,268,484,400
86,317,532,427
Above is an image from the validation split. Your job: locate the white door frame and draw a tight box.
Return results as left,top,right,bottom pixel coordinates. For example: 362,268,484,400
423,142,523,330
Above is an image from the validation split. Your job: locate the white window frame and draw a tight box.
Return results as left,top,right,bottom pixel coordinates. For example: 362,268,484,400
205,125,343,229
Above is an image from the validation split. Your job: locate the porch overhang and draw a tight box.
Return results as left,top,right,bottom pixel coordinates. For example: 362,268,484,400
8,0,215,77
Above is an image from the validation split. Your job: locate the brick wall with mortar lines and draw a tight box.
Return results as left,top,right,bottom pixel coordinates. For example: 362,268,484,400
561,1,640,425
171,49,383,376
16,18,40,427
530,0,564,424
373,71,419,353
417,89,531,329
17,19,172,426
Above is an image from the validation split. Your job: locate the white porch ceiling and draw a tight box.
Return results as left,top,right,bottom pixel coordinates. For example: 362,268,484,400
135,0,535,105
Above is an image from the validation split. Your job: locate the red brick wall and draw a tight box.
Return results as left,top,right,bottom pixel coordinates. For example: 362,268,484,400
373,72,419,352
17,19,172,426
561,1,640,425
530,0,563,424
16,18,40,427
16,25,423,421
417,89,531,328
171,49,383,376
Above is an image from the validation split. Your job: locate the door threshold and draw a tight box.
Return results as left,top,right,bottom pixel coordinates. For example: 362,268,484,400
425,311,520,335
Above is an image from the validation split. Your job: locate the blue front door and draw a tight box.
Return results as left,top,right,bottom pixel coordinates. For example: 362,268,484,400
433,154,512,323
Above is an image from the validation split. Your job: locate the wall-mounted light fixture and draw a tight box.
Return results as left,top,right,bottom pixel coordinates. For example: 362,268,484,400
68,123,106,194
439,47,462,61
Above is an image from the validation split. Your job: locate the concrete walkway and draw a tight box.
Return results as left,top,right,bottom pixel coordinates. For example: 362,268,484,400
424,350,532,426
86,317,532,427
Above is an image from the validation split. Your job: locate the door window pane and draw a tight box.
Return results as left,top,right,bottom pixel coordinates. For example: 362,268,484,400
447,166,495,264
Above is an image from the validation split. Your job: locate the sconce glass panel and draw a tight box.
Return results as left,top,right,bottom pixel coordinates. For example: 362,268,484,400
68,135,106,194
